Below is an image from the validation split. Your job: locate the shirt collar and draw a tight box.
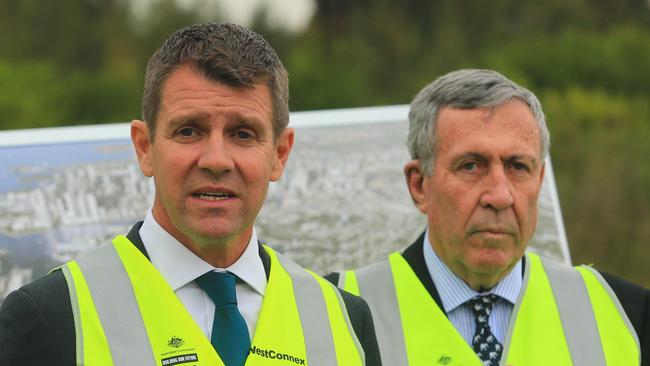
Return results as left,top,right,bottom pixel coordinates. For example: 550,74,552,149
422,228,522,313
139,209,267,296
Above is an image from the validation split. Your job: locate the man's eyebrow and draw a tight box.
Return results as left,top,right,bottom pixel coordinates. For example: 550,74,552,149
166,112,210,128
231,115,265,128
503,154,540,167
448,152,540,167
450,152,489,165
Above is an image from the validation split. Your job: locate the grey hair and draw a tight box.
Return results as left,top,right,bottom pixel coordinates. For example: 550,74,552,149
407,69,550,175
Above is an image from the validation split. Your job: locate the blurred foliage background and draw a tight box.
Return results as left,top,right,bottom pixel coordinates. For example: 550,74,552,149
0,0,648,286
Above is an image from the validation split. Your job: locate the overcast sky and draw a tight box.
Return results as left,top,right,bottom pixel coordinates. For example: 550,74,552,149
131,0,316,33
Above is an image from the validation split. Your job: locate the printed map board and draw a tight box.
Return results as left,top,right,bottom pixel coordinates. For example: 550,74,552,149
0,105,570,302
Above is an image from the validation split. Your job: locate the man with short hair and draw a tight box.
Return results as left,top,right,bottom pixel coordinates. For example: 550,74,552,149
330,69,649,365
0,23,380,366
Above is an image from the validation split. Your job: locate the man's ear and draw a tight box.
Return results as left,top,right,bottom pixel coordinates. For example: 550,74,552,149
131,120,154,177
404,160,428,214
270,127,295,182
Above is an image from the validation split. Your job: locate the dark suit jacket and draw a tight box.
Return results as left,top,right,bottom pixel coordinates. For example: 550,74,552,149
0,223,381,366
327,232,650,365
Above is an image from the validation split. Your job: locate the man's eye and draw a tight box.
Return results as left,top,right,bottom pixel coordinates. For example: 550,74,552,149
512,162,530,172
178,127,196,137
461,162,478,171
234,130,253,140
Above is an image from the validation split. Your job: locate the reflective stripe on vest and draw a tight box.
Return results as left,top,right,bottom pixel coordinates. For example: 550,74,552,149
267,247,365,366
341,260,410,365
62,235,364,366
577,265,641,365
341,252,639,366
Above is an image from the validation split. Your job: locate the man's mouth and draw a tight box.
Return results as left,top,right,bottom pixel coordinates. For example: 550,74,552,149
471,227,515,236
193,192,234,200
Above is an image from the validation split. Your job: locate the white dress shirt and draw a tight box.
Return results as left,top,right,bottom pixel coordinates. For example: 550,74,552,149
422,228,522,345
139,209,267,340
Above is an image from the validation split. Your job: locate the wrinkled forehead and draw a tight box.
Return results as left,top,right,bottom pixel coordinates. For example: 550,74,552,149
435,101,542,160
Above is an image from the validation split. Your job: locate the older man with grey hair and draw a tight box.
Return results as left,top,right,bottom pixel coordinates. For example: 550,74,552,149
329,69,648,365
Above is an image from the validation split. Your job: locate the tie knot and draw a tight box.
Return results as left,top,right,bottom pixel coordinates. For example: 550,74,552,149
196,271,238,307
467,294,500,319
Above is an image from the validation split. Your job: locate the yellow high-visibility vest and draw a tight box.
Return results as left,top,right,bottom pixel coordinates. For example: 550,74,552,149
60,235,364,366
341,252,639,366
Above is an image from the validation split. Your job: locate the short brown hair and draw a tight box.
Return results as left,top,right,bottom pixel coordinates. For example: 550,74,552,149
141,23,289,139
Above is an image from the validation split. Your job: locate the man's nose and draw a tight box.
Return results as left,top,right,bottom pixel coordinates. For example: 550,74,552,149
196,134,234,174
479,166,514,210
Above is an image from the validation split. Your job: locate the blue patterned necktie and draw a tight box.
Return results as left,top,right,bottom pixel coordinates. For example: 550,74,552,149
467,294,503,366
196,271,251,366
